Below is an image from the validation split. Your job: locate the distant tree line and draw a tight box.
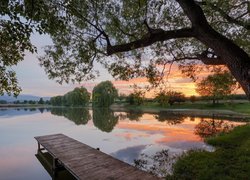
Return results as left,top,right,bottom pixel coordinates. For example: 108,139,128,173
50,81,118,107
50,87,90,106
47,72,246,108
0,98,50,105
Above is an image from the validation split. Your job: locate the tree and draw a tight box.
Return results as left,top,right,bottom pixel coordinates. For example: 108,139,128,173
92,81,118,107
169,91,186,106
50,96,63,106
155,90,170,107
14,100,20,104
196,71,237,104
65,87,90,106
127,89,145,105
190,95,197,103
50,87,90,106
0,100,7,104
1,1,250,98
117,93,127,102
38,98,44,104
155,90,185,106
28,100,36,104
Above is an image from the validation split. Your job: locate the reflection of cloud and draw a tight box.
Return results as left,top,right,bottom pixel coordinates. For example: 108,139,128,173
156,128,200,144
166,141,214,152
116,133,134,141
117,119,200,145
115,132,150,141
116,116,245,151
111,145,146,164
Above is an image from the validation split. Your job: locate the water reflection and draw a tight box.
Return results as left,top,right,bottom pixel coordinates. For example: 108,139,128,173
126,110,144,121
92,108,119,132
154,111,186,125
194,117,234,138
35,150,76,180
111,145,146,164
0,108,246,180
51,108,91,125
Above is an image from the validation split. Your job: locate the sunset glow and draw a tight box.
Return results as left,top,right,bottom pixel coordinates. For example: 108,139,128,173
80,63,244,97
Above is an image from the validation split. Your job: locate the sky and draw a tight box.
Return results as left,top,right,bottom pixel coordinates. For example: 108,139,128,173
13,34,114,97
13,33,243,98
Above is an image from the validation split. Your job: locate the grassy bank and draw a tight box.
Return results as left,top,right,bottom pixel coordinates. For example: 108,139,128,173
168,124,250,179
121,101,250,115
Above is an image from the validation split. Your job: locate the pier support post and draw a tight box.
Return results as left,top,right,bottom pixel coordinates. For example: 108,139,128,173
52,157,59,179
38,142,41,151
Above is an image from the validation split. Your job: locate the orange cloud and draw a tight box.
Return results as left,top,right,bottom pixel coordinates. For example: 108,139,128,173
80,63,244,97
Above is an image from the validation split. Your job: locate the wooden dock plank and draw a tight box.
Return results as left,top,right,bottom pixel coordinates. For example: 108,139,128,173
35,134,160,180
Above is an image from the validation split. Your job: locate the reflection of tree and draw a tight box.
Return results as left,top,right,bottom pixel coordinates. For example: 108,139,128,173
134,149,176,177
126,110,144,121
38,108,45,113
195,118,234,138
51,108,91,125
92,108,118,132
154,111,186,125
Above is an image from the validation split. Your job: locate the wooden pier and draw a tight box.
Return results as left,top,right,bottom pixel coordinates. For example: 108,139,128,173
35,134,160,180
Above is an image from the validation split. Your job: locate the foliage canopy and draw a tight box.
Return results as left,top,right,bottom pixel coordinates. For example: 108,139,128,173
155,90,185,106
0,0,249,97
92,81,118,107
196,71,237,103
50,87,90,106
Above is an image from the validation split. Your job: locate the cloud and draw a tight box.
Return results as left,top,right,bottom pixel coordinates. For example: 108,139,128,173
110,145,146,164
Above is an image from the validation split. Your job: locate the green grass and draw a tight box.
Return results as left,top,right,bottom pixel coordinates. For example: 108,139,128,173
168,124,250,180
125,102,250,115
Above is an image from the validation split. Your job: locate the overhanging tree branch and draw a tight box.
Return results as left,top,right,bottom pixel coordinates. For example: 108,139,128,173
106,28,195,55
169,56,224,65
196,1,250,30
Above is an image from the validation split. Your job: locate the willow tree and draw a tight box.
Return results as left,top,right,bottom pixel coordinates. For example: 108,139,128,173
64,87,90,106
1,0,250,98
92,81,118,107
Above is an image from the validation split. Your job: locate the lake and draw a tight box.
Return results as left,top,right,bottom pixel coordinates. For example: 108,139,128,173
0,107,245,179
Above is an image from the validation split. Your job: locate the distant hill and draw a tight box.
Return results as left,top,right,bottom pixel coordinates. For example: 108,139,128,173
0,94,50,102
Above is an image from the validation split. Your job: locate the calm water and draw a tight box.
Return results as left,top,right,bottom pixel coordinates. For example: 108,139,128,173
0,108,245,180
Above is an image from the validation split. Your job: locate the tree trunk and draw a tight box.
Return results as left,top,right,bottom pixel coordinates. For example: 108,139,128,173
195,26,250,99
106,0,250,99
177,0,250,99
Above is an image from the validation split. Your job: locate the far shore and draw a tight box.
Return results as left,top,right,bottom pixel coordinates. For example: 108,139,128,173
110,103,250,121
1,102,250,121
0,104,52,108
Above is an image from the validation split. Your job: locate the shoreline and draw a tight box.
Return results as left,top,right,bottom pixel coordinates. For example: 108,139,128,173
1,103,250,121
110,104,250,121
